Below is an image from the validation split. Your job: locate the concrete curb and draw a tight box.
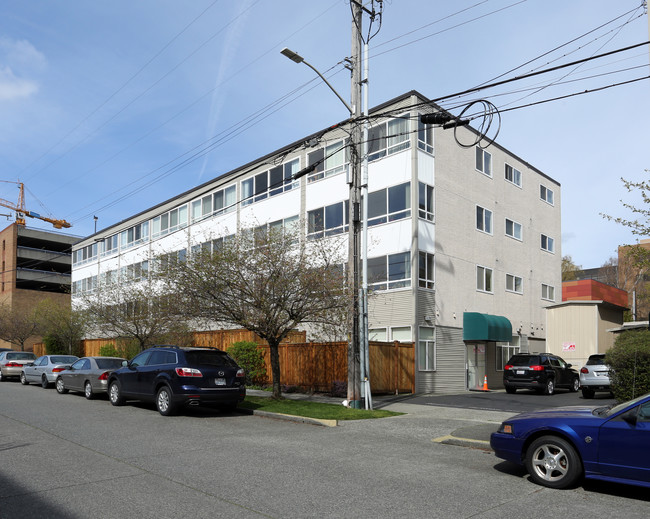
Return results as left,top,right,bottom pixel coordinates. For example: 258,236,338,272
432,434,492,450
237,407,338,427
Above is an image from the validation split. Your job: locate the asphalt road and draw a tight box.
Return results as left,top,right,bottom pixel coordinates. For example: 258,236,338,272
0,381,646,519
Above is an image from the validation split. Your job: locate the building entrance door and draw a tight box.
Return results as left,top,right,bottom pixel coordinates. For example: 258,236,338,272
466,343,486,390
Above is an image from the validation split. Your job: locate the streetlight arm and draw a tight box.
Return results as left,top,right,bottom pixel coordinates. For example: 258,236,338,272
280,48,353,115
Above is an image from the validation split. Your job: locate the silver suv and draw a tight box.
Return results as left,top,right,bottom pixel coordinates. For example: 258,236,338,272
579,354,611,398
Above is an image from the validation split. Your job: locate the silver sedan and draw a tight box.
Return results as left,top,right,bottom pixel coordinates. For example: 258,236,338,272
56,357,126,399
21,355,79,388
0,351,37,381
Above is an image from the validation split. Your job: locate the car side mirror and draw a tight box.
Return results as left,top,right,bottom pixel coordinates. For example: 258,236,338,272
622,408,638,426
566,363,572,368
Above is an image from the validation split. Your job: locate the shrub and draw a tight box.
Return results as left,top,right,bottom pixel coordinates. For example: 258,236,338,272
99,343,119,357
227,341,267,386
43,335,66,355
606,330,650,401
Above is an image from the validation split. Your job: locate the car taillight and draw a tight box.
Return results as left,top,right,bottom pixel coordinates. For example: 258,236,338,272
530,365,544,371
504,365,513,370
580,367,589,374
6,362,23,367
52,367,66,373
175,367,202,377
236,368,245,378
98,371,110,381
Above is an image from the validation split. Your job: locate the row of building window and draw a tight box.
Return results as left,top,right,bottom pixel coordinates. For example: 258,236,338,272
475,146,555,206
475,205,554,253
476,264,555,301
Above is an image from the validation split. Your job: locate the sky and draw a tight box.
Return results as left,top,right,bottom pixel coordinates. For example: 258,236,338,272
0,0,648,270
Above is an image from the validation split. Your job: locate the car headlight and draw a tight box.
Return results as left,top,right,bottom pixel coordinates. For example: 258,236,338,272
497,423,514,435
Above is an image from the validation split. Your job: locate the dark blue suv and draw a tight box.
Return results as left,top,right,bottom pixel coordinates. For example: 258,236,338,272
107,346,246,415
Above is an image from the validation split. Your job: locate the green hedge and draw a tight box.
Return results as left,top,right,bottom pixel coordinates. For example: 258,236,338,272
227,341,267,386
606,330,650,401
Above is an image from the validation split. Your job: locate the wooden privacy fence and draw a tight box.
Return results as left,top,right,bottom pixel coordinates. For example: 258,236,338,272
254,341,415,394
33,332,414,395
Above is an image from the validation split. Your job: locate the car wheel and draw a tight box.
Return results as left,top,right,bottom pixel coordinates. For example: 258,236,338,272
20,372,28,385
505,386,516,394
570,377,579,392
56,377,68,394
84,381,94,400
156,386,176,416
544,379,555,395
525,435,582,489
41,375,50,389
582,388,595,399
109,381,125,406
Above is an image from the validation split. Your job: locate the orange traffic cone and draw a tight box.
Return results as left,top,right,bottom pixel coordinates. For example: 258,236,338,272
482,375,489,391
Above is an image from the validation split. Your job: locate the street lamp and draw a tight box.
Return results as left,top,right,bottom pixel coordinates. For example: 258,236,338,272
281,45,364,408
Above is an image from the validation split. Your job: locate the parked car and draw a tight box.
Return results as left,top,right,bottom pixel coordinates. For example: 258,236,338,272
107,346,246,416
491,392,650,489
56,356,126,399
0,351,37,382
0,347,13,352
579,353,611,399
21,355,79,388
503,353,579,395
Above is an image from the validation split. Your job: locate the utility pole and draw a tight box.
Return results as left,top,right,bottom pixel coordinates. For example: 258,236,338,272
347,0,363,408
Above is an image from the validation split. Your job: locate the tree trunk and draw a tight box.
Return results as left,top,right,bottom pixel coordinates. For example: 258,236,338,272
269,339,282,399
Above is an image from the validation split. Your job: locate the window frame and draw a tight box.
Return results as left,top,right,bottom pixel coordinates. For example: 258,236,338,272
418,182,434,221
476,265,493,293
541,233,555,253
504,163,522,187
418,327,436,372
475,147,492,177
505,218,522,241
418,251,434,289
241,158,299,206
542,283,556,301
505,273,523,294
367,251,412,291
540,184,554,205
476,205,493,234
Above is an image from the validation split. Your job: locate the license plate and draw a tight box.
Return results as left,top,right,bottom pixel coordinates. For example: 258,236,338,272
215,378,226,386
516,370,525,375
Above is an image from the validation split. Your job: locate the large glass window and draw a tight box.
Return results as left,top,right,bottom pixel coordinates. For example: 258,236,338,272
73,243,98,266
101,234,118,257
418,182,434,221
496,338,520,371
307,141,348,183
242,159,299,205
120,222,149,250
153,205,187,237
418,251,434,289
419,327,436,371
368,114,410,162
308,201,349,239
368,252,411,291
418,118,433,154
367,182,411,226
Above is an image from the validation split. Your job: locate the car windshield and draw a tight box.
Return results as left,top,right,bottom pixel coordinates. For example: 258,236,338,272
508,355,541,366
586,355,606,366
6,352,36,361
185,351,238,367
95,358,125,369
594,392,650,418
50,356,77,364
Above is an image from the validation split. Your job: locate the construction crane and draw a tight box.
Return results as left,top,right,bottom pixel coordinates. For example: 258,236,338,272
0,181,71,229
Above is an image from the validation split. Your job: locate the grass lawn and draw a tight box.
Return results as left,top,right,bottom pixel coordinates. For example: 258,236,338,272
241,396,404,421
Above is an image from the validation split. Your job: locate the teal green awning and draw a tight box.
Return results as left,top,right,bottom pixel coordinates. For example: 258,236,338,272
463,312,512,342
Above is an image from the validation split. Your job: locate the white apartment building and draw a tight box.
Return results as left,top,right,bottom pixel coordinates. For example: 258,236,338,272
72,90,561,393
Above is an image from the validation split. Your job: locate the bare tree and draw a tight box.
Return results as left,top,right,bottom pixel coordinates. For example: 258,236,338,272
0,306,40,351
162,227,348,399
78,270,192,352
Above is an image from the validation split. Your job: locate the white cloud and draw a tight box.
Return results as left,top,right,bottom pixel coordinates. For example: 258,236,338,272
0,37,46,70
0,66,38,100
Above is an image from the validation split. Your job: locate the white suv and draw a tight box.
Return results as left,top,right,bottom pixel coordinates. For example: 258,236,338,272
579,354,611,398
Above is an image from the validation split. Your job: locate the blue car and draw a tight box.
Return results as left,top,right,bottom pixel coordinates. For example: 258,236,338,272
490,392,650,489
